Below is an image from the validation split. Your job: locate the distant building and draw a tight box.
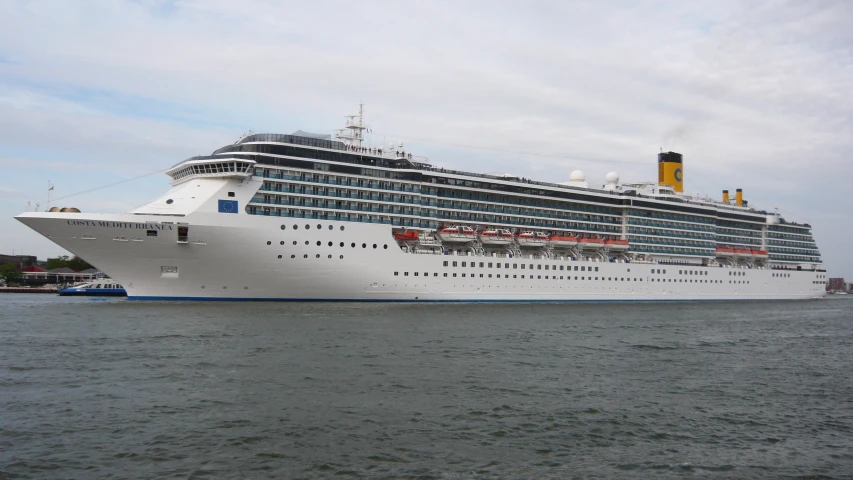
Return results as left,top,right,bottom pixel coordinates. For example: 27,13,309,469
17,265,101,287
827,278,846,292
0,254,38,269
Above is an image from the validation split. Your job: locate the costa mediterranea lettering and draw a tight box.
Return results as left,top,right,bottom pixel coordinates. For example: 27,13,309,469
66,220,173,230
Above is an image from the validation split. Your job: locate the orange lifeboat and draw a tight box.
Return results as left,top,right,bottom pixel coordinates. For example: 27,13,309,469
715,247,735,257
733,248,752,258
751,249,769,259
549,234,578,247
480,229,513,246
604,239,630,251
437,225,477,243
517,231,549,247
578,237,605,249
393,230,419,241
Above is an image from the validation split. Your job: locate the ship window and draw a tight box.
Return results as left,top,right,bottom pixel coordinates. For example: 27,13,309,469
166,199,174,204
580,266,585,271
497,263,501,269
351,243,356,247
281,225,286,230
293,225,298,230
266,241,271,245
304,254,308,258
362,243,367,248
291,254,295,258
404,272,408,276
329,225,333,230
462,273,466,277
317,224,322,229
479,262,484,267
545,265,549,270
414,272,418,276
444,273,448,277
277,255,282,259
513,264,517,269
462,262,467,267
453,273,457,277
537,265,542,270
384,245,388,249
147,230,158,237
228,192,235,197
443,261,448,267
452,261,457,267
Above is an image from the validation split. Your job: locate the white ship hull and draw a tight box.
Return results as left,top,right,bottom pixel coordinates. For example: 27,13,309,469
16,211,826,301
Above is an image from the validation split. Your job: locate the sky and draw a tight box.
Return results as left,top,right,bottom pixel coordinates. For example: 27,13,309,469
0,0,851,277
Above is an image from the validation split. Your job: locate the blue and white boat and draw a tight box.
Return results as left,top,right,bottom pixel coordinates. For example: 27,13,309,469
58,279,127,297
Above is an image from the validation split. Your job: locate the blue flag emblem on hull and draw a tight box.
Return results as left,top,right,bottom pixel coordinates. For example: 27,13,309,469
218,199,238,214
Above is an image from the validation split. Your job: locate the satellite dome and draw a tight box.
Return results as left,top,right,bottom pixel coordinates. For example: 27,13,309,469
569,170,586,182
605,172,619,184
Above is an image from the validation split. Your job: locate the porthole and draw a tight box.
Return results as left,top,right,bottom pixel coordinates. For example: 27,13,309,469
303,254,308,258
316,241,321,246
305,224,310,229
373,244,377,249
291,254,296,258
317,224,321,230
166,199,174,204
351,243,356,248
340,226,345,231
201,285,205,289
223,286,227,289
362,243,367,248
305,241,309,245
293,225,298,230
340,242,344,247
340,255,344,259
316,254,320,258
266,241,271,245
383,244,388,249
328,241,333,246
280,225,286,230
244,286,248,290
277,255,282,259
328,225,333,230
293,241,297,245
280,241,284,245
328,254,332,259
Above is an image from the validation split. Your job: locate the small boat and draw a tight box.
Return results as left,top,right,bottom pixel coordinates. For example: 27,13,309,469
437,225,477,243
751,249,769,259
549,234,579,247
517,231,549,247
58,279,126,297
480,229,514,246
604,239,630,251
715,247,735,257
733,249,753,258
578,237,605,249
392,230,419,241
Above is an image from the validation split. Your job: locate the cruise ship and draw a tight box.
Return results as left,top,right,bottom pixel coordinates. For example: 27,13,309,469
16,106,827,301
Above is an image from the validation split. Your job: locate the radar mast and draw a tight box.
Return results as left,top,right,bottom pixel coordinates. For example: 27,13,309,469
335,103,368,147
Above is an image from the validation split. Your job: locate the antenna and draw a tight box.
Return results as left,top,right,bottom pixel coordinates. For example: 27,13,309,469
47,181,54,209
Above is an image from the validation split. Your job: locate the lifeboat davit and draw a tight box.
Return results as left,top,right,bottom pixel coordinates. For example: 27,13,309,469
715,247,735,257
751,249,769,259
517,231,549,247
480,229,514,246
604,239,630,251
393,230,420,241
549,234,579,247
437,225,477,243
578,237,605,249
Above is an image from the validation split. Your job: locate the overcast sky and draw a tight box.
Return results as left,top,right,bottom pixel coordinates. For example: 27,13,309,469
1,0,851,277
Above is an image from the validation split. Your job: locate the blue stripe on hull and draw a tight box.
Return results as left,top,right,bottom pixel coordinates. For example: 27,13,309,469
128,296,818,302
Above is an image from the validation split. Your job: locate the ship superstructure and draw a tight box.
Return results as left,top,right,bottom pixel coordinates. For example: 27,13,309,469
15,106,827,301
